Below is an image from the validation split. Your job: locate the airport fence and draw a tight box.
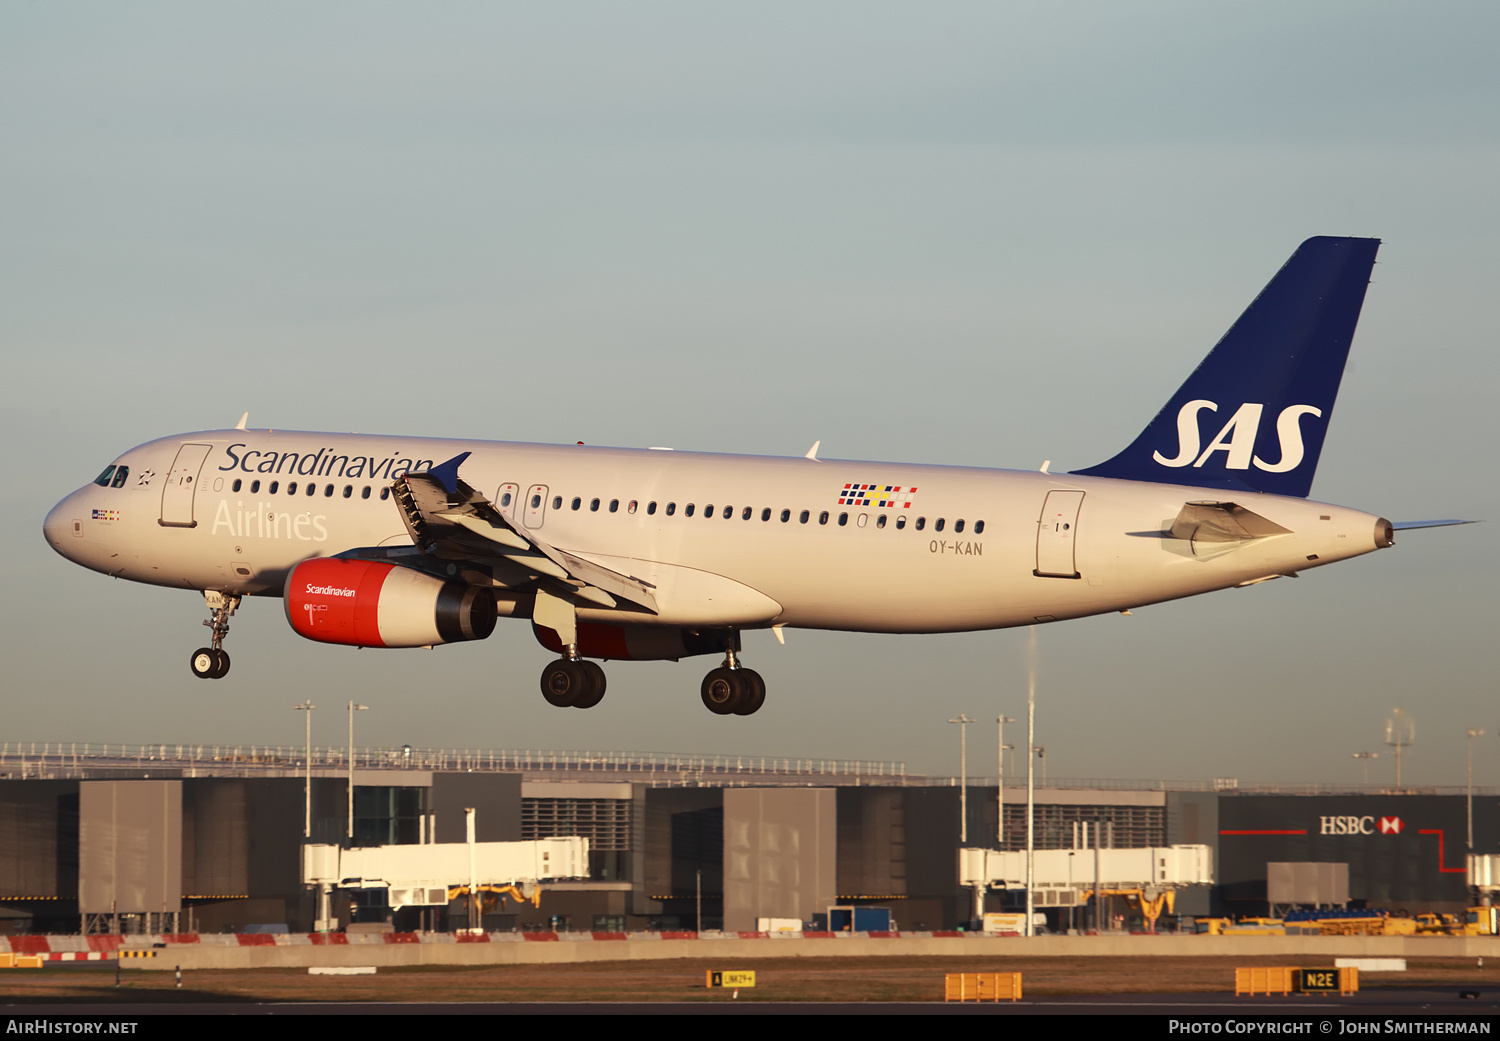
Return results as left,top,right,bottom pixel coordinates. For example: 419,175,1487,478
0,741,910,787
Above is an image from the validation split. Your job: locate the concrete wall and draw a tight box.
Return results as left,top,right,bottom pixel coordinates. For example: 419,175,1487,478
79,780,182,915
123,932,1500,971
722,789,835,932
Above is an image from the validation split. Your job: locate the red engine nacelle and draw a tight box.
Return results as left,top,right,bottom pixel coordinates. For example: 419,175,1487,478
285,558,496,648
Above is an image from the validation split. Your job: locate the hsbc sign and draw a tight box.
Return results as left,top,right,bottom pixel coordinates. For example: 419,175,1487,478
1319,815,1404,835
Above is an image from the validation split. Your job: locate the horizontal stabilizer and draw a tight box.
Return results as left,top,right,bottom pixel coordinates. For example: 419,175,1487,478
1169,501,1292,543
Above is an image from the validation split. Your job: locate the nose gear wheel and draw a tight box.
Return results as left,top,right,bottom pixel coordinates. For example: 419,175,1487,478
190,592,240,680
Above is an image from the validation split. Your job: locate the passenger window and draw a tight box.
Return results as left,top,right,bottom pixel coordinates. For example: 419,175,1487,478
380,487,390,501
628,500,637,514
741,506,751,520
270,481,279,494
571,497,581,510
686,504,696,517
877,514,887,529
610,499,619,513
780,509,790,523
111,466,129,489
723,505,732,519
251,480,261,493
590,498,600,512
648,501,657,515
343,485,352,498
819,511,829,525
955,519,964,533
361,486,370,499
915,517,925,531
896,515,906,530
799,510,809,524
702,504,711,517
975,520,985,534
94,466,116,487
501,491,512,507
761,508,772,522
666,503,676,516
552,496,562,510
324,484,334,497
232,479,242,492
288,482,298,494
935,518,945,532
307,484,316,497
838,512,848,526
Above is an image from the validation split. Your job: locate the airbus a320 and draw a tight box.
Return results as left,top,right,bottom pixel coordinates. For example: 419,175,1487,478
44,237,1463,716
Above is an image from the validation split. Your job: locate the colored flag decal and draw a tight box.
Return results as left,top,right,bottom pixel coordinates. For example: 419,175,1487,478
838,484,917,508
91,510,121,521
1379,816,1404,834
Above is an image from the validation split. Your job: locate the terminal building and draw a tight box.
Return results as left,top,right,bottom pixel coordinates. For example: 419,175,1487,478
0,744,1493,934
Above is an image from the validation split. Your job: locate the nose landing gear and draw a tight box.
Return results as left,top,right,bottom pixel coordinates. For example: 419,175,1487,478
190,591,240,680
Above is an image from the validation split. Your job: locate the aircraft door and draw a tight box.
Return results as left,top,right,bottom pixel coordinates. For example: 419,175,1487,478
1035,490,1084,578
159,443,213,528
523,484,549,529
496,483,520,524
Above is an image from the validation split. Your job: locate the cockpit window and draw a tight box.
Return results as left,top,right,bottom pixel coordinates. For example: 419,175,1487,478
111,466,128,488
94,466,116,487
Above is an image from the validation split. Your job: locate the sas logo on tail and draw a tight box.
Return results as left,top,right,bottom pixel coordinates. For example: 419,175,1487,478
1153,400,1322,473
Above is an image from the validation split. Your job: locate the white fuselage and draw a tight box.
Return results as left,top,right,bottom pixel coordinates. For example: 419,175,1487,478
44,429,1389,636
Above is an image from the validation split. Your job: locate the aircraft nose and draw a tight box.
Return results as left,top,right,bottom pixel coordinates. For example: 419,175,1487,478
43,491,87,560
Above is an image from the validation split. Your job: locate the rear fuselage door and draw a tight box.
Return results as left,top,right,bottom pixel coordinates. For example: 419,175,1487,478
523,484,549,529
1035,489,1084,578
159,443,213,528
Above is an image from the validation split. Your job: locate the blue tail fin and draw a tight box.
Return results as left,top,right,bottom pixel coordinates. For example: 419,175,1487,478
1072,236,1380,498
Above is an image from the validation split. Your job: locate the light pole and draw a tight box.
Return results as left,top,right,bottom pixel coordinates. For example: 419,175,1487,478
347,702,368,843
1468,728,1485,854
1025,626,1037,939
295,701,315,838
1385,708,1414,790
949,715,975,844
997,716,1015,848
1352,751,1378,786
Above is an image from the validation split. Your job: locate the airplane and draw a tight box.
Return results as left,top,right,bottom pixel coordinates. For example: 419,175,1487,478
42,236,1466,716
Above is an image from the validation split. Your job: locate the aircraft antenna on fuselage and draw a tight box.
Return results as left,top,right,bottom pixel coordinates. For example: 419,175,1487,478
235,412,248,431
805,441,821,461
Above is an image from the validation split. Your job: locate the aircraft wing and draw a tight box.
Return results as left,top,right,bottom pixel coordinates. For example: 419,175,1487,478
391,453,658,613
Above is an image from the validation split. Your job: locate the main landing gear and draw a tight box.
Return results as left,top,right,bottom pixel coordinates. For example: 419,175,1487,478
700,646,765,716
540,658,606,709
190,591,240,680
533,625,767,716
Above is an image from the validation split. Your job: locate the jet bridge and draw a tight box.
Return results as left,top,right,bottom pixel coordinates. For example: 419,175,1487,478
961,844,1213,921
303,837,590,912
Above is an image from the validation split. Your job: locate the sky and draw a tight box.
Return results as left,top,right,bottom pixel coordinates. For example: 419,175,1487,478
2,2,1496,787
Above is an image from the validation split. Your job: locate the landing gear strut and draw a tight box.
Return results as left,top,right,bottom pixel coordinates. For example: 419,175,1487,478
700,642,766,716
190,591,240,680
540,658,607,709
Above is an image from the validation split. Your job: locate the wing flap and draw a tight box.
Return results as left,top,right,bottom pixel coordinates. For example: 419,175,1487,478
392,459,659,613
